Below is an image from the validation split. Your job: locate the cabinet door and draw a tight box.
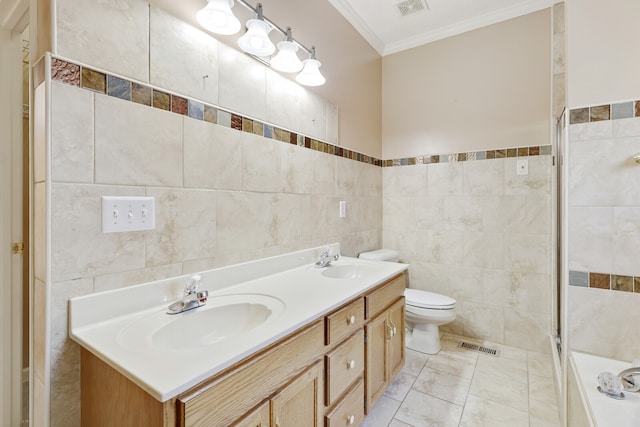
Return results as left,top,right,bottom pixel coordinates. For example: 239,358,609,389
271,361,323,427
388,297,405,380
364,311,388,414
234,400,270,427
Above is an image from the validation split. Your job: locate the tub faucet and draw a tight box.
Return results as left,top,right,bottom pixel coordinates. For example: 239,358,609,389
315,247,339,268
619,367,640,392
167,274,208,314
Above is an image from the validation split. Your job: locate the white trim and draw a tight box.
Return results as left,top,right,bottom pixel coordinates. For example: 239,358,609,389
383,0,557,55
327,0,385,55
329,0,558,56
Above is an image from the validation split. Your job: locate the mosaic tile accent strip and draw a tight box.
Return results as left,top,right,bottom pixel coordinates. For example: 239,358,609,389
570,100,640,124
569,270,640,293
50,57,551,170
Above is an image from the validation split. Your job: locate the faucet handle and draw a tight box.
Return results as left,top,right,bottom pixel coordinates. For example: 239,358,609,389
185,274,201,295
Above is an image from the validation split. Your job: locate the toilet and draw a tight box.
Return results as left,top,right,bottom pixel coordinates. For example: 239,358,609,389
358,249,457,355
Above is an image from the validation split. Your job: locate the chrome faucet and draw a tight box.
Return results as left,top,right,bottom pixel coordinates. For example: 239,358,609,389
167,274,209,314
619,367,640,393
315,246,339,268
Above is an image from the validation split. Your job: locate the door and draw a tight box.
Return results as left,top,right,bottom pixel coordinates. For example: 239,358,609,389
388,298,405,379
1,13,29,427
271,361,322,427
234,400,270,427
364,310,388,413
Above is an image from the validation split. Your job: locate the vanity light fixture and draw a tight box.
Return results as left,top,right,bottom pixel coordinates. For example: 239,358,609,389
296,46,326,87
195,0,326,86
196,0,241,35
270,27,303,73
237,3,275,56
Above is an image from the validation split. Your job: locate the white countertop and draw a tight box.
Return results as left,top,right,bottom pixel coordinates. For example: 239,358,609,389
571,351,640,427
69,245,408,402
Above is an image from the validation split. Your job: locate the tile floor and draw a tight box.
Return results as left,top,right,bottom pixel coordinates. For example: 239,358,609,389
361,333,561,427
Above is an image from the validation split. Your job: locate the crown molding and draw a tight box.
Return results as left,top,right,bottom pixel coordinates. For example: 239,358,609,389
327,0,386,56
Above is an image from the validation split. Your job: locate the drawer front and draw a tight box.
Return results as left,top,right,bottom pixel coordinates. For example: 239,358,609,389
325,298,364,346
365,273,406,319
325,330,364,406
324,379,365,427
179,320,324,427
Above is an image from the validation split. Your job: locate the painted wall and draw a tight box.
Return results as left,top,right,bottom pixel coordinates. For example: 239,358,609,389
565,0,640,362
566,0,640,108
381,9,551,160
35,2,383,425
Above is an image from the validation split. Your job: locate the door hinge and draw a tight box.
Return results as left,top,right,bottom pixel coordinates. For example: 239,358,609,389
11,242,24,255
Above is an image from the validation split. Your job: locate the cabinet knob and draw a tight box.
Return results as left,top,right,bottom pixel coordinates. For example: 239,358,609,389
347,415,355,425
347,359,356,370
347,315,356,325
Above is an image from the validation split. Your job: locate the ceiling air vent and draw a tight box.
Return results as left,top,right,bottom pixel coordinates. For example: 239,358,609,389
396,0,427,17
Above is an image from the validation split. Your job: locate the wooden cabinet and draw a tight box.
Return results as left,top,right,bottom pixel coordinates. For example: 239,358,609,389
365,282,405,414
271,361,323,427
80,272,407,427
234,401,270,427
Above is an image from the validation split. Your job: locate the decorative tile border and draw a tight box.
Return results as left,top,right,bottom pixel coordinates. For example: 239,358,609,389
382,145,551,167
570,101,640,124
50,57,552,169
569,270,640,293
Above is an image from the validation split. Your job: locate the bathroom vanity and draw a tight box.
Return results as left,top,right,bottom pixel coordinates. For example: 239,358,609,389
70,246,408,426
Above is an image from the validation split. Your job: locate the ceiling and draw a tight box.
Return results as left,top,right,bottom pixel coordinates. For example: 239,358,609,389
328,0,556,56
0,0,27,31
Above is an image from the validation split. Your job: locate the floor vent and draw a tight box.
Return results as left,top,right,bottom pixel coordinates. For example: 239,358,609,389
458,341,500,357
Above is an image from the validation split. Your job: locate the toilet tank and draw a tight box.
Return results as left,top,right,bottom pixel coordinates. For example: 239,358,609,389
358,249,399,262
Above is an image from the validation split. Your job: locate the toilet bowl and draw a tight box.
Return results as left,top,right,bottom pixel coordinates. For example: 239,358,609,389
359,249,457,355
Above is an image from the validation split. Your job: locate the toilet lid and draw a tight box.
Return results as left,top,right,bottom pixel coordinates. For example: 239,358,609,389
404,289,456,309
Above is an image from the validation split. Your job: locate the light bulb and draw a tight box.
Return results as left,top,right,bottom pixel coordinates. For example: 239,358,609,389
296,58,326,86
238,19,275,57
196,0,241,35
271,40,303,73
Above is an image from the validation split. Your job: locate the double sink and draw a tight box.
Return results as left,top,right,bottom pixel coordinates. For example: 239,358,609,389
69,245,407,401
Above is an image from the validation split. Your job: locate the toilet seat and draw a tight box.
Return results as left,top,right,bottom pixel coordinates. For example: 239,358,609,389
405,289,456,310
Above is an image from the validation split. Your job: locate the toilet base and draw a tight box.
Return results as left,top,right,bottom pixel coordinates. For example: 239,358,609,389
406,322,441,355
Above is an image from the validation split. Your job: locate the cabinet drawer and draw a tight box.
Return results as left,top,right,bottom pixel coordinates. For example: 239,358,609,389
325,330,364,406
365,273,405,319
324,379,364,427
325,298,364,346
178,320,324,427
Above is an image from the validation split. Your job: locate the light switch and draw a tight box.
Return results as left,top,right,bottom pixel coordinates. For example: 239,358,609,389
339,200,346,218
102,196,155,233
516,159,529,176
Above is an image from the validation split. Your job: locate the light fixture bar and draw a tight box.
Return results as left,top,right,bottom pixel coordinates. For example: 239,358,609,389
234,0,315,57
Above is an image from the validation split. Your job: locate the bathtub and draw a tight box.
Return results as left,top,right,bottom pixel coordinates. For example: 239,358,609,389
569,352,640,427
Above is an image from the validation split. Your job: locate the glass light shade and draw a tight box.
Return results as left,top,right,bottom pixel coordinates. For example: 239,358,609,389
196,0,241,35
270,40,303,73
296,58,326,86
238,19,275,57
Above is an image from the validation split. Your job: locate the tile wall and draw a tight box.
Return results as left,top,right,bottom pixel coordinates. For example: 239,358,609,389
567,106,640,361
382,154,553,353
42,2,381,426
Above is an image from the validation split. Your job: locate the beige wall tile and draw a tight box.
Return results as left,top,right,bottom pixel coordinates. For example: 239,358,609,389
56,0,149,81
463,159,505,196
241,133,282,193
217,42,265,119
281,144,314,195
504,156,551,196
427,162,464,196
94,95,183,187
613,207,640,276
311,151,336,195
34,183,46,282
383,164,427,197
183,118,242,191
150,7,219,105
463,302,505,343
462,232,504,270
145,188,217,266
50,184,146,282
504,233,550,275
265,69,327,141
51,82,94,183
568,207,613,273
94,264,182,292
504,308,548,353
33,279,46,384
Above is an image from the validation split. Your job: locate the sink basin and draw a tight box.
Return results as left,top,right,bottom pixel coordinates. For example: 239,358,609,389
117,294,285,350
321,264,379,280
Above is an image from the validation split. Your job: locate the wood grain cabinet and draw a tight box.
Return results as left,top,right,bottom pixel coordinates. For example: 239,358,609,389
364,284,405,413
80,272,407,427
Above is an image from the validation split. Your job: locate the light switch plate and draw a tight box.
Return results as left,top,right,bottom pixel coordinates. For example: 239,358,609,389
516,159,529,176
339,200,346,218
102,196,155,233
